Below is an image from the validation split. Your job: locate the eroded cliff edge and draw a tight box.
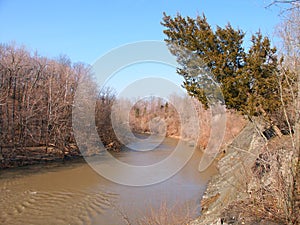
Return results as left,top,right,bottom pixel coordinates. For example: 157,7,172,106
191,123,264,224
191,119,299,225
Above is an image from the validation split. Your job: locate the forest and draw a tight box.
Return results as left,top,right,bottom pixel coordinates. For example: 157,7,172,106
0,44,119,167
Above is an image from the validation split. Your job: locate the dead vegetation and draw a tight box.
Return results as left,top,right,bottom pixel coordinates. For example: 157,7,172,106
0,44,122,168
191,119,299,225
220,136,299,225
117,200,199,225
127,96,246,149
136,201,197,225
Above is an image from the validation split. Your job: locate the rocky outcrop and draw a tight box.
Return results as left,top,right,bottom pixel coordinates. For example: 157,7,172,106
190,123,265,225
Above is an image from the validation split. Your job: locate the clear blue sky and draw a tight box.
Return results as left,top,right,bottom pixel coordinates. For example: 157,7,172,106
0,0,282,64
0,0,283,94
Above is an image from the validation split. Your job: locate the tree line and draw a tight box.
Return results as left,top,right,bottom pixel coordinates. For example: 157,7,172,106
0,43,118,166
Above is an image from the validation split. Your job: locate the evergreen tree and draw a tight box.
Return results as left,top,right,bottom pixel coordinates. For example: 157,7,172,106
161,13,281,120
245,33,280,116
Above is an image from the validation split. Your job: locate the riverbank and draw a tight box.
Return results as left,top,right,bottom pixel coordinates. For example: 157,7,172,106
191,122,300,225
190,123,263,224
0,144,83,169
0,111,246,170
0,133,188,170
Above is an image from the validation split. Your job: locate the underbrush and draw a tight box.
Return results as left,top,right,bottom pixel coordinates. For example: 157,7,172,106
220,135,299,225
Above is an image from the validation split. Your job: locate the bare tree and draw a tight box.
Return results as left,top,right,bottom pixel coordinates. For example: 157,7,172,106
267,0,300,11
0,44,91,165
266,3,300,223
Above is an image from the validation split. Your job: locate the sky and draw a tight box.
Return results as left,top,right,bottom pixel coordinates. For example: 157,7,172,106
0,0,283,94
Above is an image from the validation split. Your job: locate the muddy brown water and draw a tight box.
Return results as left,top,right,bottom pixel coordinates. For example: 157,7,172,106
0,136,216,225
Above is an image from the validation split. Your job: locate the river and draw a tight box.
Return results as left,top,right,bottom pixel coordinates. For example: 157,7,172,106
0,136,216,225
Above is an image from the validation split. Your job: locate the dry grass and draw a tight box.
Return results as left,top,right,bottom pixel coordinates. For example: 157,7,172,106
219,135,299,225
136,201,198,225
117,200,199,225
